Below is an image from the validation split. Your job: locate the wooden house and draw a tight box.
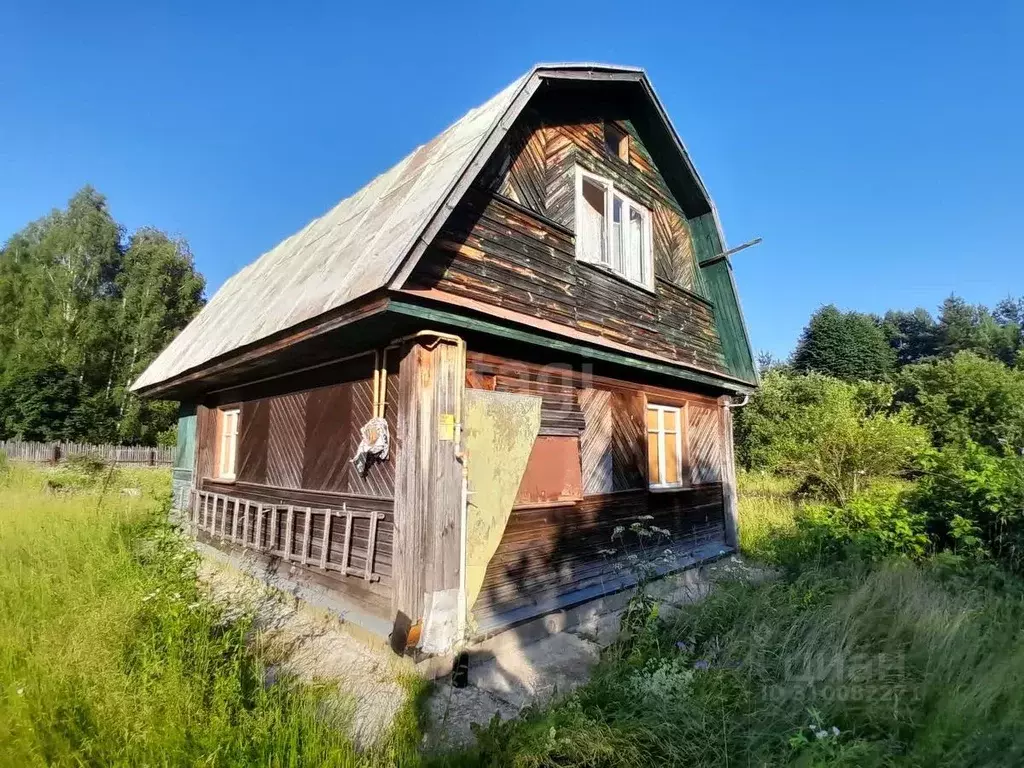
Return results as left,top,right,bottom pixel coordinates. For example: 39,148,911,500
134,63,758,653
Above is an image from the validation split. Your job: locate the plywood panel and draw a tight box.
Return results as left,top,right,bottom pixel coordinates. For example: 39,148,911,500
303,384,352,491
515,436,583,504
237,399,269,484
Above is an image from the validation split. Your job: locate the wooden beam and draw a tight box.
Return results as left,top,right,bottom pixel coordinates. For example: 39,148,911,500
698,237,762,268
388,299,756,393
301,507,312,565
320,509,333,570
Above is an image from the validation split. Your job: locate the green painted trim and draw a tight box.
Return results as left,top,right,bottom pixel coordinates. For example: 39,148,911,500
388,300,754,393
174,402,197,472
689,214,758,384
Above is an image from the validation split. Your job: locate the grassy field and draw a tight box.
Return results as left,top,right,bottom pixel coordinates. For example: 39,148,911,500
3,462,1024,766
0,460,422,767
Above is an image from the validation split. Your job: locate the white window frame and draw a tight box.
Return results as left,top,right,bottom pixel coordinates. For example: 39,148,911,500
217,408,240,480
647,403,684,490
574,166,654,291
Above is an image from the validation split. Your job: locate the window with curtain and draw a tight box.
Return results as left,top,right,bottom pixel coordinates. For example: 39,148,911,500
575,167,653,289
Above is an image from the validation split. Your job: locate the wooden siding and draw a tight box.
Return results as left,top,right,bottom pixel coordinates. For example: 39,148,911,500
474,486,725,628
465,346,729,632
408,113,729,374
200,355,399,500
579,388,646,494
479,112,706,296
266,392,307,488
192,352,401,623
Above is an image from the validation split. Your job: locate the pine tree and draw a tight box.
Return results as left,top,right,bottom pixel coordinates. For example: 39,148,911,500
882,308,939,366
792,305,895,381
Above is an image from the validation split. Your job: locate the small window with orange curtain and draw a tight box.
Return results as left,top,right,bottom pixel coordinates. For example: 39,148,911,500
647,404,684,489
217,408,240,480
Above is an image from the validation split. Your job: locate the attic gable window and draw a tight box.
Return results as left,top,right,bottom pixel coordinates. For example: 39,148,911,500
604,123,629,162
574,167,653,289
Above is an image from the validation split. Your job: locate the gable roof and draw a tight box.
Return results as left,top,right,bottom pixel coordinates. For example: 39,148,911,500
133,63,755,394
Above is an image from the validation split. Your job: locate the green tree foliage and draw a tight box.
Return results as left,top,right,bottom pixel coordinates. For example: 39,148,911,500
0,188,205,444
935,295,1022,366
881,307,939,366
735,371,928,503
792,305,895,381
897,352,1024,454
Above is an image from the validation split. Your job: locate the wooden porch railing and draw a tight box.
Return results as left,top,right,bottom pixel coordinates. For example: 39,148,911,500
189,489,385,582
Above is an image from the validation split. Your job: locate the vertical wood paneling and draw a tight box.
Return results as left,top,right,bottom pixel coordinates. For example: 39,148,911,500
579,388,614,495
689,405,723,485
393,343,426,620
430,341,464,597
266,392,307,488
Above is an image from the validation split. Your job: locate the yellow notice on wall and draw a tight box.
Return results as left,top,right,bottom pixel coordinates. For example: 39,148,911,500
438,413,455,441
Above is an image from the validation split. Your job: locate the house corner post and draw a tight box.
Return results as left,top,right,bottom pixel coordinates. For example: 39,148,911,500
720,396,740,550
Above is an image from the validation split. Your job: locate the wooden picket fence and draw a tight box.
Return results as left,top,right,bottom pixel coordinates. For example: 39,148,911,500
0,440,173,467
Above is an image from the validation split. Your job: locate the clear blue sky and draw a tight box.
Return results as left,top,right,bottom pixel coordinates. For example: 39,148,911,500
2,1,1021,358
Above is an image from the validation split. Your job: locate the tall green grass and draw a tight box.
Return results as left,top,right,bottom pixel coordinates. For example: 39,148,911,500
0,464,421,767
736,471,801,563
456,561,1024,767
451,474,1024,767
6,461,1024,767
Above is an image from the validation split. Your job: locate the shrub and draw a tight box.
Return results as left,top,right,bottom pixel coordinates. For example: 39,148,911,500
908,441,1024,571
783,485,928,569
897,351,1024,454
737,371,929,503
65,452,112,478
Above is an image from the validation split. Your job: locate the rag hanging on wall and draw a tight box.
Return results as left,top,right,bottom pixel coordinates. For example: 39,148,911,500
351,417,389,475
